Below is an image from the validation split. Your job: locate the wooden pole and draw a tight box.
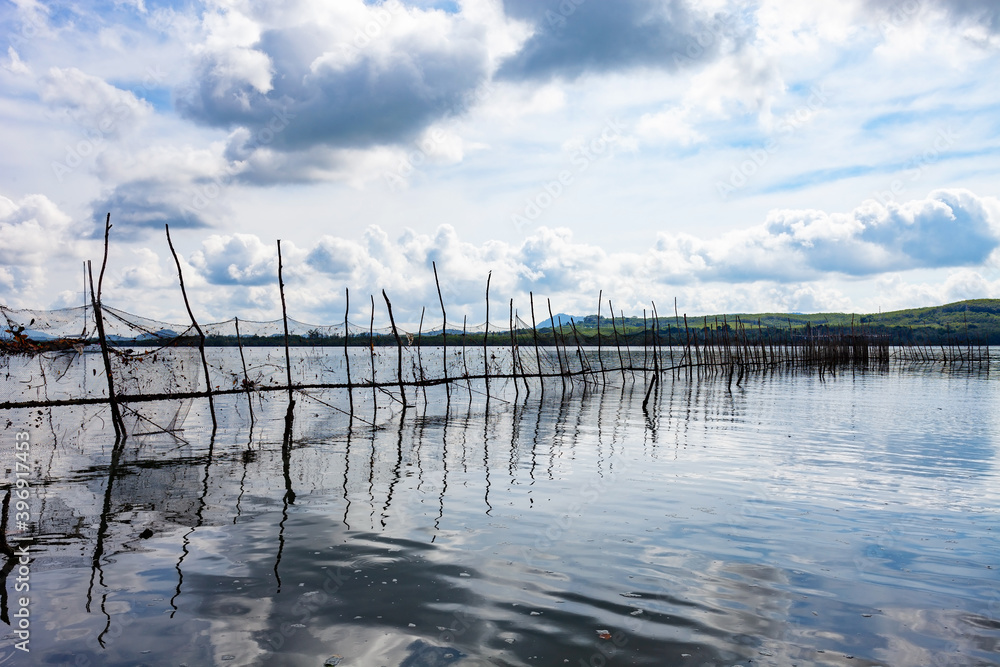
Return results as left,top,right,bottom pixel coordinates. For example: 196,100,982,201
609,299,626,383
370,295,377,408
234,317,255,425
596,290,605,381
569,317,590,379
88,215,125,439
509,299,519,399
432,262,449,398
515,309,531,395
344,288,353,415
548,298,566,389
483,271,492,389
621,309,634,377
530,292,543,386
274,240,294,413
417,306,427,405
382,290,408,410
166,223,216,429
651,301,664,374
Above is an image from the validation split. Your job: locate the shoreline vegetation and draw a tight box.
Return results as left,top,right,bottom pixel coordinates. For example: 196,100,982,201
3,298,997,352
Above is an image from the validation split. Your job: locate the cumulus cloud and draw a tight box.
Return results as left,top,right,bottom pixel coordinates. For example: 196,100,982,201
40,67,152,138
497,0,742,81
165,190,997,323
189,233,279,286
3,47,30,75
177,1,495,157
643,189,1000,283
88,144,232,239
0,194,80,303
865,0,1000,34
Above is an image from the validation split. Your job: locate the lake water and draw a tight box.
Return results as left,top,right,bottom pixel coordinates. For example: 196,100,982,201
1,348,998,666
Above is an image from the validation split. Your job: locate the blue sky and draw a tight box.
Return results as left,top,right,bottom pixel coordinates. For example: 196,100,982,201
1,0,999,325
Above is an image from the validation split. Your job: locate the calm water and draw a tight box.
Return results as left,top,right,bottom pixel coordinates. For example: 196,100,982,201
1,349,999,666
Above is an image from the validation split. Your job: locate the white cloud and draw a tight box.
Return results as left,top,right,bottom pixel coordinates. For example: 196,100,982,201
637,106,706,145
152,190,997,324
641,189,1000,283
3,47,30,75
40,67,152,139
0,194,81,303
189,233,279,287
194,6,274,95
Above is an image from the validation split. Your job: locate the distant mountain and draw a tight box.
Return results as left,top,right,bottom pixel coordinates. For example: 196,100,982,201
538,313,577,329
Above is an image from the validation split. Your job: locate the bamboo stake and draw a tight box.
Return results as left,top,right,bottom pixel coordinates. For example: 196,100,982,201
87,220,124,439
548,298,566,390
462,315,472,400
166,223,216,429
344,288,353,415
557,314,572,375
569,317,590,379
596,291,605,381
370,295,377,408
609,299,627,383
274,240,294,414
642,309,648,379
509,299,519,399
530,293,543,387
382,290,408,410
433,261,449,398
621,309,634,376
234,317,255,425
417,306,427,405
484,272,492,390
651,300,665,374
514,308,531,395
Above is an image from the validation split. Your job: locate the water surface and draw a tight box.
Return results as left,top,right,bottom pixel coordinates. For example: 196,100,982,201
1,350,998,666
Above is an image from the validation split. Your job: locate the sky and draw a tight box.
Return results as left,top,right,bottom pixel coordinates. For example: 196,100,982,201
1,0,1000,327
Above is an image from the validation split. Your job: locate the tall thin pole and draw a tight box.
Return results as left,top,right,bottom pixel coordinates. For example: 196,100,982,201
483,271,492,387
234,317,255,425
433,261,449,398
275,240,294,407
548,298,566,390
596,290,605,381
166,223,216,429
382,290,408,410
88,259,124,438
530,292,542,384
509,299,519,399
344,288,353,415
609,299,626,383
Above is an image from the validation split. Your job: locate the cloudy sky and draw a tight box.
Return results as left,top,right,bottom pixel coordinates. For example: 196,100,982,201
2,0,1000,326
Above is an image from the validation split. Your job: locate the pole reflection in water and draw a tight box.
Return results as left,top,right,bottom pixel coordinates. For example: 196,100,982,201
2,357,999,667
